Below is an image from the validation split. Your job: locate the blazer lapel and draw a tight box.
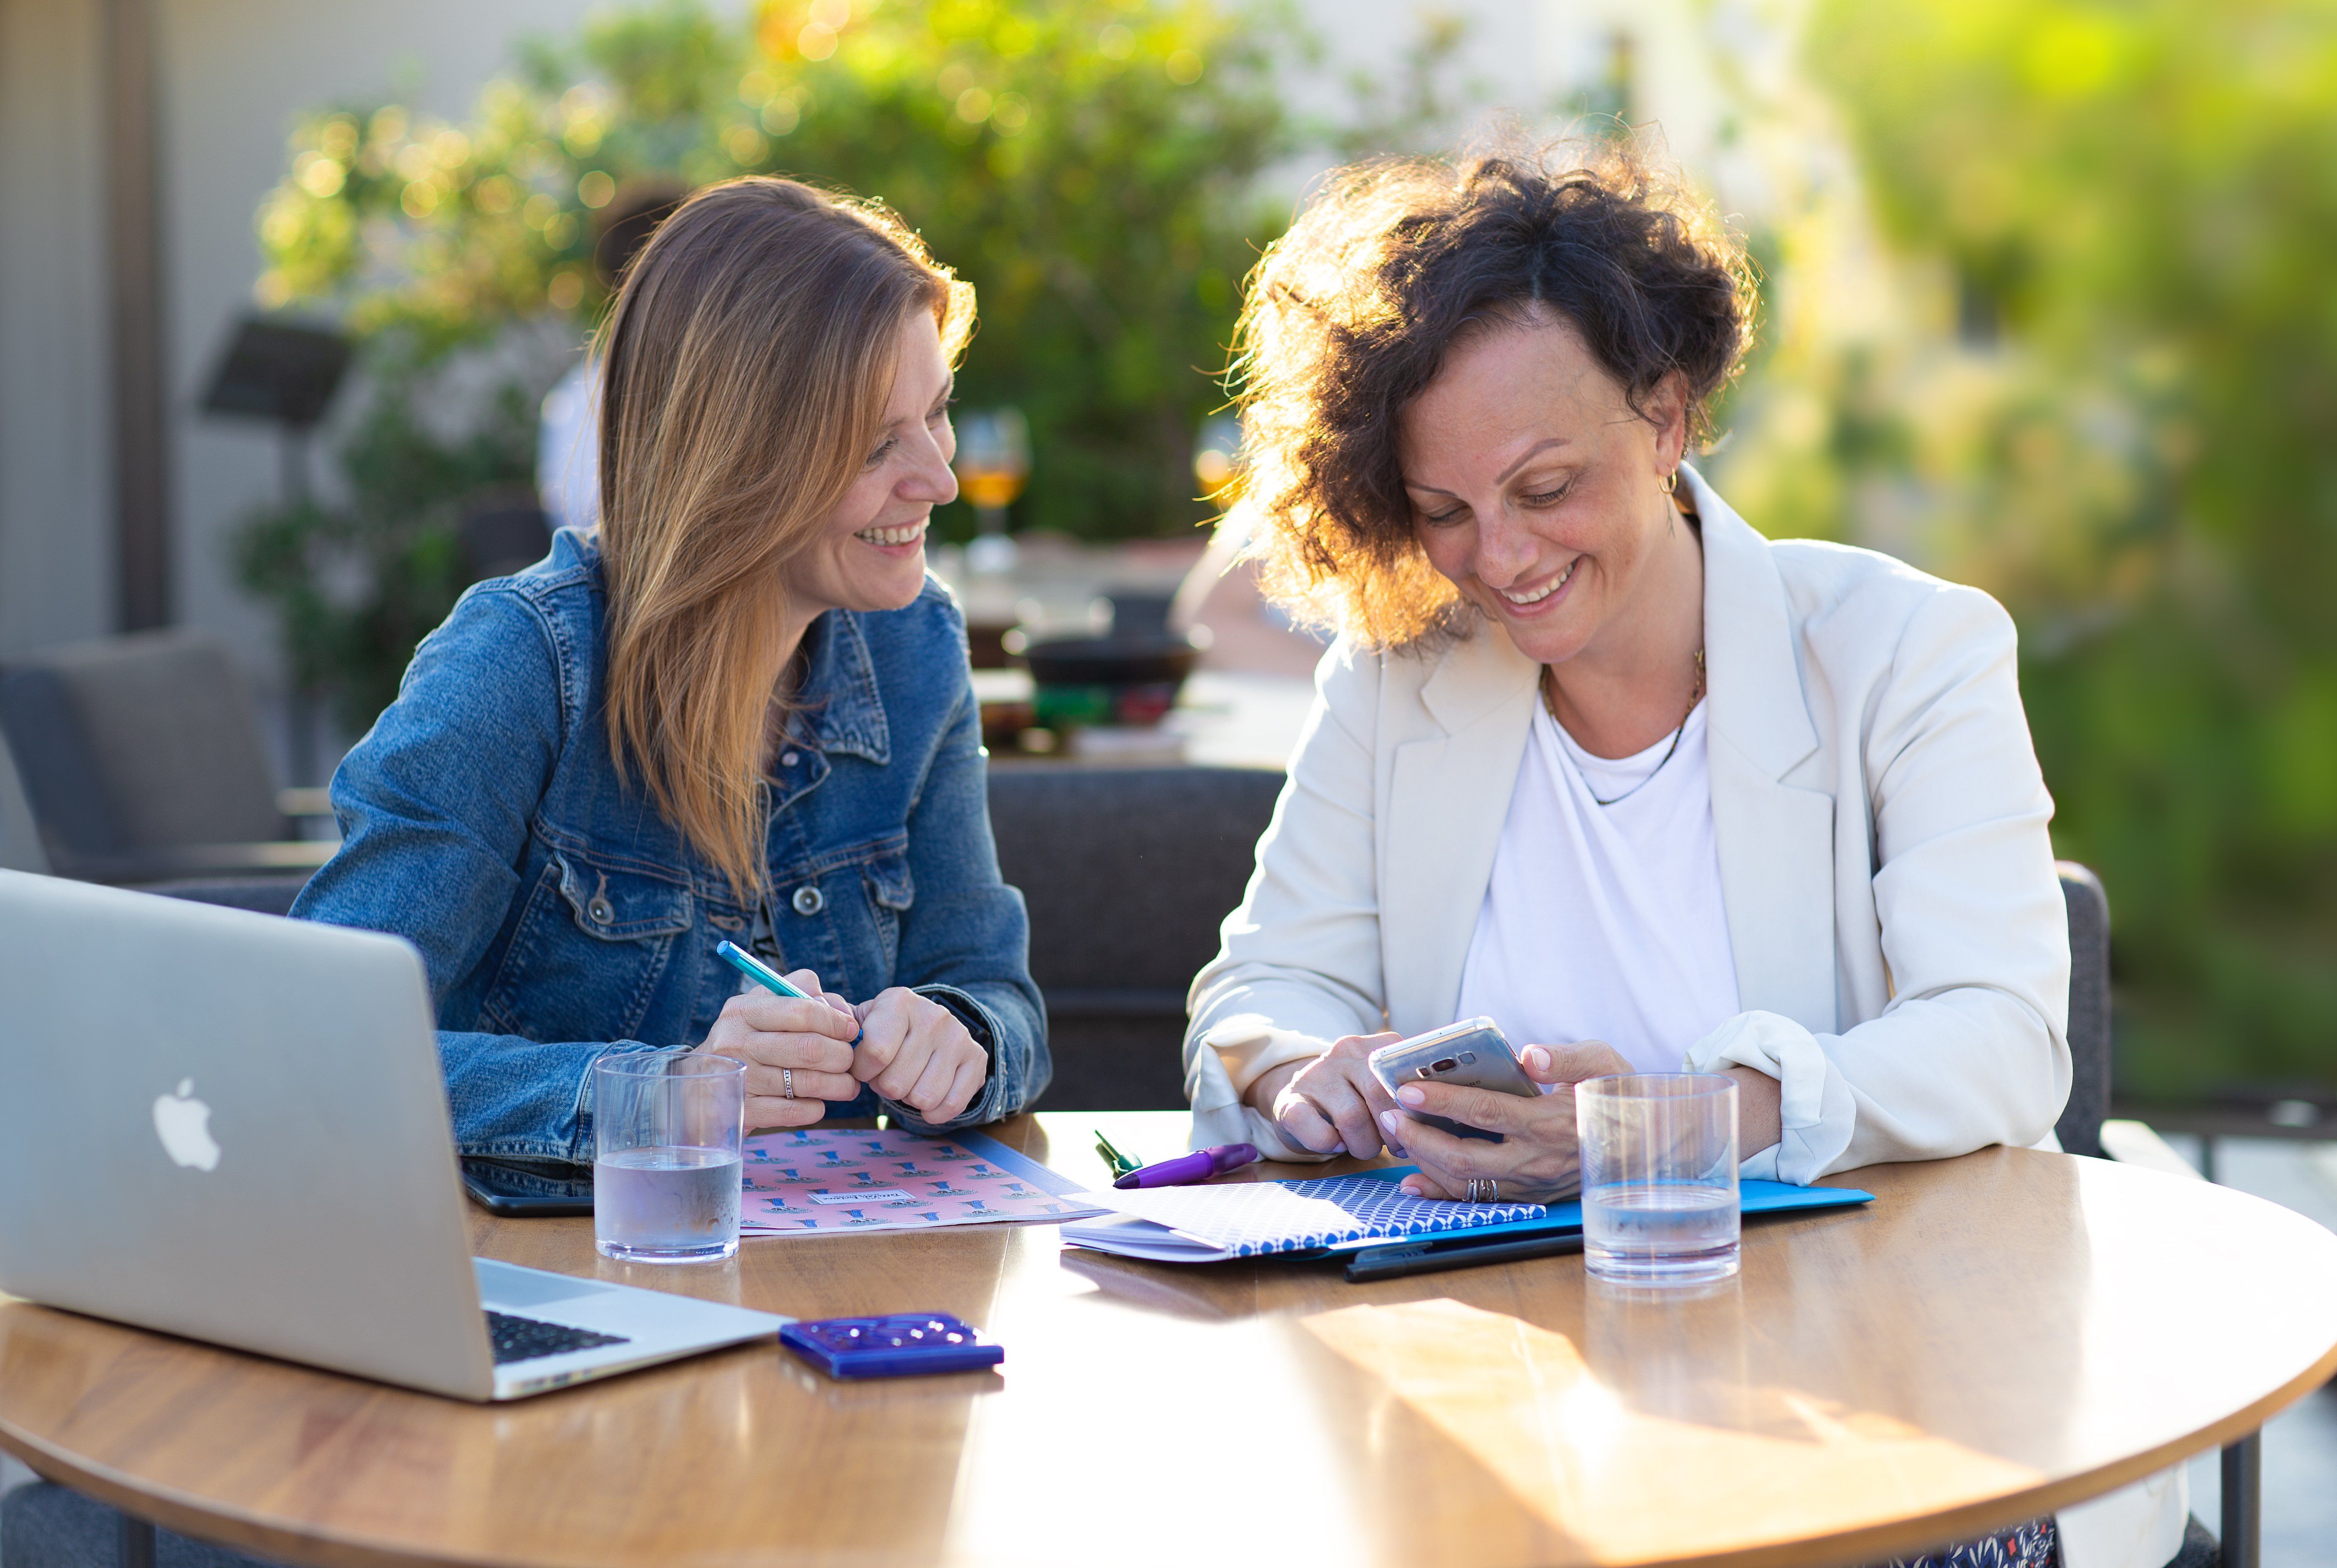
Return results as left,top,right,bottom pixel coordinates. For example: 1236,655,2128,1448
1692,470,1840,1034
1380,629,1539,1035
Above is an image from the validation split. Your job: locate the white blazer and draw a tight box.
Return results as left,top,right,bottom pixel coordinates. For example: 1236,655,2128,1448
1184,468,2074,1181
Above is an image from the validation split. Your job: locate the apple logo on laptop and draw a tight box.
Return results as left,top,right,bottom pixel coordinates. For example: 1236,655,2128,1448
153,1078,221,1171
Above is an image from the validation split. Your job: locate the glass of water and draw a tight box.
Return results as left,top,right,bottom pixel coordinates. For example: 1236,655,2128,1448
593,1053,746,1264
1576,1073,1741,1285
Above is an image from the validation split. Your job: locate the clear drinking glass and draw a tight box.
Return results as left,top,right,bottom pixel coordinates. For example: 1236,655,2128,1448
593,1053,746,1264
1575,1073,1741,1285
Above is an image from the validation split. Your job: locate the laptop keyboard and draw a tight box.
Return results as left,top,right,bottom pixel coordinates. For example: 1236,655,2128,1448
485,1309,630,1365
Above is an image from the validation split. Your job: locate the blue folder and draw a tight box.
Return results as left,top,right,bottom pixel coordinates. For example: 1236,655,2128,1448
1333,1168,1873,1256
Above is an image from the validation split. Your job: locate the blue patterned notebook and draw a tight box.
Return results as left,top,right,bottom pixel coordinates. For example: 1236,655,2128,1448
1064,1171,1546,1259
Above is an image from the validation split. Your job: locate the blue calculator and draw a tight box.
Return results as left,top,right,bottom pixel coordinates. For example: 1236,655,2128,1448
779,1313,1004,1379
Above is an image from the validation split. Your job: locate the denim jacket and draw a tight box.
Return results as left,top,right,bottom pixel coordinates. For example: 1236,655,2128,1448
293,528,1048,1161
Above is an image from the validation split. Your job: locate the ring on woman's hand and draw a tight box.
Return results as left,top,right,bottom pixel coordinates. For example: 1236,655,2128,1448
1466,1177,1498,1203
781,1067,794,1100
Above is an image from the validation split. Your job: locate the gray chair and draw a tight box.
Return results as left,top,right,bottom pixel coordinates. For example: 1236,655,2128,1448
0,630,336,884
461,494,554,583
0,724,51,874
2055,861,2112,1158
986,764,1284,1111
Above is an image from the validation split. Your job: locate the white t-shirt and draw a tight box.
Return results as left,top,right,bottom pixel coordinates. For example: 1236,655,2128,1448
1453,693,2180,1568
1454,697,1739,1071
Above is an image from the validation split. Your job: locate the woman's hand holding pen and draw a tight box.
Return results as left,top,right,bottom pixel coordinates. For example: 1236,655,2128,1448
850,990,989,1124
1388,1040,1633,1203
701,969,861,1129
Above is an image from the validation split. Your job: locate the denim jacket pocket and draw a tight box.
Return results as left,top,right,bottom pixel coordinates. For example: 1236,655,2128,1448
482,845,695,1042
553,849,694,942
862,853,915,912
861,850,914,975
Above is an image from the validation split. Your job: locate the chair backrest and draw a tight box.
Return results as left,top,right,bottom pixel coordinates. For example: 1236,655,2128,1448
0,726,51,874
987,764,1284,1111
147,874,312,917
0,631,286,859
460,495,554,583
2055,862,2111,1159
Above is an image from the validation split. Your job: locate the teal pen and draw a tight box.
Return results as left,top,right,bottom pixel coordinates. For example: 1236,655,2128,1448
715,940,862,1043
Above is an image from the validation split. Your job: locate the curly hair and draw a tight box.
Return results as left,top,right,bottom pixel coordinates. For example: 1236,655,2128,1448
1230,135,1755,648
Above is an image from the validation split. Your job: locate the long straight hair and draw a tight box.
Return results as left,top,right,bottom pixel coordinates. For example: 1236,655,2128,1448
593,177,975,899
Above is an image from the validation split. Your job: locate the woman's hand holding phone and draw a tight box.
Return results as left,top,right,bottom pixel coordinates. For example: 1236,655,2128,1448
1389,1040,1634,1203
1246,1032,1405,1157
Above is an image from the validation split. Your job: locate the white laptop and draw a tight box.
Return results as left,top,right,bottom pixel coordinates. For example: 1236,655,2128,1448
0,870,787,1400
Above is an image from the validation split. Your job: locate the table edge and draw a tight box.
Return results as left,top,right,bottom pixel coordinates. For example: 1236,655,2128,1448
8,1323,2334,1568
11,1140,2337,1568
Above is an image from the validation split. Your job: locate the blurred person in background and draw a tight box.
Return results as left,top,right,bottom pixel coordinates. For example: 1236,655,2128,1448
1184,136,2179,1568
536,181,687,531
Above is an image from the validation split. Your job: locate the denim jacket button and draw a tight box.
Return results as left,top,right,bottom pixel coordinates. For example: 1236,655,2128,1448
791,884,825,916
781,751,801,767
587,896,615,925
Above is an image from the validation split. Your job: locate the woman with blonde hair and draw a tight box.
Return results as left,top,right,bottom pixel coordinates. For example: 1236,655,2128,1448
293,175,1047,1155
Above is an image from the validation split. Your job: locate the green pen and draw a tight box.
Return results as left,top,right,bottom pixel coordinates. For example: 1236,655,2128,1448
1092,1129,1140,1180
716,940,862,1042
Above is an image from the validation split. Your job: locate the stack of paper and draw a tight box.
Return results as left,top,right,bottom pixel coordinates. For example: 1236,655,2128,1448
1065,1175,1876,1265
1062,1171,1544,1261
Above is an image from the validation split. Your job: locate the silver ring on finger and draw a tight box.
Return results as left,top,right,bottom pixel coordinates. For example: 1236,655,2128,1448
782,1067,794,1100
1466,1177,1498,1203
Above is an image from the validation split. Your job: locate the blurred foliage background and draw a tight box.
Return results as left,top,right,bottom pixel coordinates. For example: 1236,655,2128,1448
242,0,1319,725
240,0,2335,1100
1716,0,2337,1100
256,0,1299,537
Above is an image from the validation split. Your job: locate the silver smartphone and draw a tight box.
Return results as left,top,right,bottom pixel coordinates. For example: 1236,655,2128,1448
1367,1017,1539,1143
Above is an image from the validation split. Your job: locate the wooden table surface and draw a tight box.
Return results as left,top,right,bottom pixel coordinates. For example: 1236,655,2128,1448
6,1114,2337,1568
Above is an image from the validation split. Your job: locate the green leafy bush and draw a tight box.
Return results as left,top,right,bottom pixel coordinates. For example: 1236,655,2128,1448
1722,0,2337,1098
237,0,1331,736
254,0,1297,541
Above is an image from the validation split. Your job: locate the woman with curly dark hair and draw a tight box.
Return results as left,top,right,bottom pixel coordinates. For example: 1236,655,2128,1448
1179,131,2163,1568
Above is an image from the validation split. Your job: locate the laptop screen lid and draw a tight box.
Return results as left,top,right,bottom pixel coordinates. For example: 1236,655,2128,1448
0,871,496,1400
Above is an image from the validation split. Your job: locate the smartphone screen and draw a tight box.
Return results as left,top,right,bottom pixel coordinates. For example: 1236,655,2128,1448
459,1158,595,1216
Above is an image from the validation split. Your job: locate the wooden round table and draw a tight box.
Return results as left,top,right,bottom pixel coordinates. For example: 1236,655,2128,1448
5,1114,2337,1568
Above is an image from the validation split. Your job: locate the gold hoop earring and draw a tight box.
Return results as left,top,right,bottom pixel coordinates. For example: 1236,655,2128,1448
1660,470,1680,495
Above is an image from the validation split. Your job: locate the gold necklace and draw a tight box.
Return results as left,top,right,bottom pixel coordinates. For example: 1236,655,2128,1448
1542,648,1706,808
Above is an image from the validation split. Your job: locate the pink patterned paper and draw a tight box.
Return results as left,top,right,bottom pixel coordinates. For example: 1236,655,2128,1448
738,1125,1106,1236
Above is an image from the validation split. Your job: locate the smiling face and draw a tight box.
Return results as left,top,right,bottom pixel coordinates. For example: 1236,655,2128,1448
1398,307,1692,670
776,308,958,620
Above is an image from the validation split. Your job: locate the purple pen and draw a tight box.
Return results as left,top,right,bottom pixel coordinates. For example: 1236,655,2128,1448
1113,1143,1260,1189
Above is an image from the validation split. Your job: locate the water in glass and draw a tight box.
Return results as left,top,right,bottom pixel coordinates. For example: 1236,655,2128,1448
594,1145,742,1263
1582,1181,1741,1284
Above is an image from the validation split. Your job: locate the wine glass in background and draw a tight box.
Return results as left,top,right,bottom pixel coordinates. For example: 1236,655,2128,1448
953,408,1030,574
1192,414,1243,509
